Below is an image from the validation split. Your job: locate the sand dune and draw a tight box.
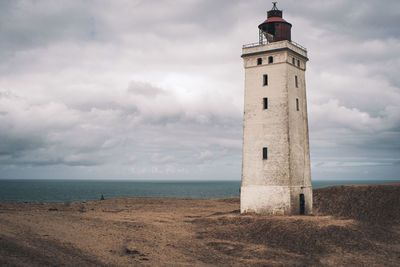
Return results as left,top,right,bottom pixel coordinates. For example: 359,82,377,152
0,183,399,266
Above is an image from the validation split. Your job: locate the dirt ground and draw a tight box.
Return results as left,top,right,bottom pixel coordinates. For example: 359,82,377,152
0,183,399,266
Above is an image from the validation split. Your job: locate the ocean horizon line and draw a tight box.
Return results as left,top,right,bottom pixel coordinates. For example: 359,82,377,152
1,179,399,203
1,178,399,182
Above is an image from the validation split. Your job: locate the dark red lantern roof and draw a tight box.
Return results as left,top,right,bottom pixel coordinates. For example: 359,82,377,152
261,16,289,24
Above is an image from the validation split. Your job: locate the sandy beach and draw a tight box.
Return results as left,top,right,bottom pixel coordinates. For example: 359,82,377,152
0,183,399,266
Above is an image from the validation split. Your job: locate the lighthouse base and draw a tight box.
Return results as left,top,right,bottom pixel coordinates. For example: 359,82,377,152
240,185,312,215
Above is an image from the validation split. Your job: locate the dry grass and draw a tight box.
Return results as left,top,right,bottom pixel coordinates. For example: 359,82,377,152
0,183,399,266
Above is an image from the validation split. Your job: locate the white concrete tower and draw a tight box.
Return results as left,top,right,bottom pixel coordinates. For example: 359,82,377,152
240,3,312,215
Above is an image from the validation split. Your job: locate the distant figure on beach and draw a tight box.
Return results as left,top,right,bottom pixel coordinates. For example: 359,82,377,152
100,194,105,200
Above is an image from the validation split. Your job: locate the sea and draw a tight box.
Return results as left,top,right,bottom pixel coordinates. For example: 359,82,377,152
0,179,398,203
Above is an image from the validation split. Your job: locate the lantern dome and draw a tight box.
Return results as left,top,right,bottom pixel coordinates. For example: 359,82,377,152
258,2,292,42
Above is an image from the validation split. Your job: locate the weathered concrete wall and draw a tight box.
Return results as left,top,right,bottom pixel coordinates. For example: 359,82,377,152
241,185,291,215
286,51,312,215
241,40,312,215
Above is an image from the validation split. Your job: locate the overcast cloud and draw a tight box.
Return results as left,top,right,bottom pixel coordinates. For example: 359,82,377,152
0,0,399,180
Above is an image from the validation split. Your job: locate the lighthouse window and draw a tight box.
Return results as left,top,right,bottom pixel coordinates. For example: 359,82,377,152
263,74,268,86
268,56,273,63
295,76,298,88
296,98,299,111
292,57,295,64
263,98,268,109
297,60,300,67
257,58,262,65
263,147,268,159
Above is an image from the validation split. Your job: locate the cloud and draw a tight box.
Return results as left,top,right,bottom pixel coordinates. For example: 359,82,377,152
287,0,400,40
0,0,399,180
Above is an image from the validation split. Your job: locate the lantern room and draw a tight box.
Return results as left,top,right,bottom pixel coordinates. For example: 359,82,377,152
258,2,292,43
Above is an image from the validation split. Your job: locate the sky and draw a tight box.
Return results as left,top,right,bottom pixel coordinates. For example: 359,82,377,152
0,0,399,181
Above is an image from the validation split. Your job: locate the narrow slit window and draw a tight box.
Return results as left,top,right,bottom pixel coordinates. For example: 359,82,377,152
296,98,299,111
292,57,295,64
257,58,262,65
297,60,300,67
295,75,298,88
263,74,268,86
263,98,268,109
263,147,268,159
268,56,273,64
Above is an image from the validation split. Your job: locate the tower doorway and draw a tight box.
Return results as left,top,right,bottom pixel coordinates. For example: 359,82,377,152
299,194,305,215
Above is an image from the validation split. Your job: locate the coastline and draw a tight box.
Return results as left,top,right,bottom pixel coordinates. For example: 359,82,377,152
1,179,399,203
1,183,399,266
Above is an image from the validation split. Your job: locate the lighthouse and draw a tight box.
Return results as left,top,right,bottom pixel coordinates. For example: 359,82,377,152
240,3,312,215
